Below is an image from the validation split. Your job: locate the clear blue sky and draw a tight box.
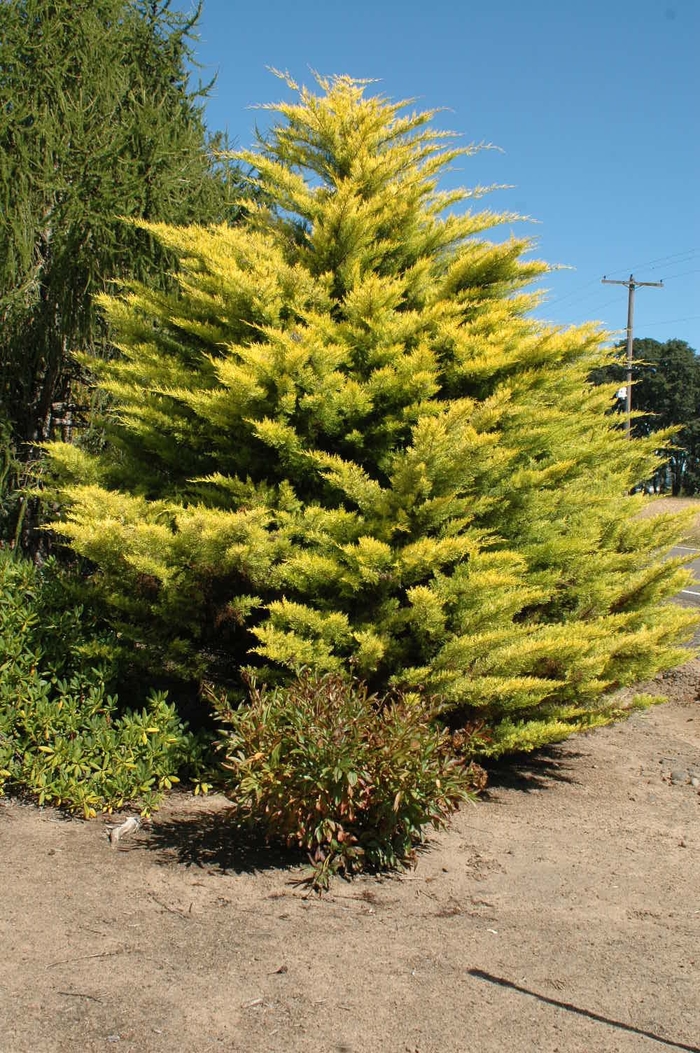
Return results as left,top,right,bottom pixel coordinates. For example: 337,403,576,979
184,0,699,350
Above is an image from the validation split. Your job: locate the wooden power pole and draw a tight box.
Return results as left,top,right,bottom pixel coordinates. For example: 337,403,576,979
601,273,663,437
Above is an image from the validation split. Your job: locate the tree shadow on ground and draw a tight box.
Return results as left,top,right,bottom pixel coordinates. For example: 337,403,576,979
468,969,700,1053
484,745,582,794
146,808,304,876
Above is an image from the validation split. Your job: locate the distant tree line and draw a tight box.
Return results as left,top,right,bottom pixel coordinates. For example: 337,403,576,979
591,338,700,495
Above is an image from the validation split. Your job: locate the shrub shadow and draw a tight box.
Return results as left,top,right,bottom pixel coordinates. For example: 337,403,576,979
484,745,582,794
145,806,433,882
146,809,304,876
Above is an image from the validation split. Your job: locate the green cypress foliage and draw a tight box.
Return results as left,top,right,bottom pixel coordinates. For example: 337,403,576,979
0,0,240,467
47,74,698,755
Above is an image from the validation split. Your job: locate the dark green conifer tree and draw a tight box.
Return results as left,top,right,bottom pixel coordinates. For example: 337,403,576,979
47,75,697,755
0,0,241,539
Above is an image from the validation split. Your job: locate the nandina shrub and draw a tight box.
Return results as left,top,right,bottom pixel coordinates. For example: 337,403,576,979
215,673,480,887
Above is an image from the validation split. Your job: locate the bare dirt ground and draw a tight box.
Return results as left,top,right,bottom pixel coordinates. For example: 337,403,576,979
2,657,700,1053
638,496,700,546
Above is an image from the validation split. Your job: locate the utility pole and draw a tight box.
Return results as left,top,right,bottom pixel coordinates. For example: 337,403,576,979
601,273,663,437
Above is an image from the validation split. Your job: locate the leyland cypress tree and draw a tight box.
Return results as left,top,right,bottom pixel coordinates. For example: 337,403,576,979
47,75,697,755
0,0,241,512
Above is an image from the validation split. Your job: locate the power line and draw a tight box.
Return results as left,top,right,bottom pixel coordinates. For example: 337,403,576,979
637,248,700,270
547,248,699,309
607,247,699,276
547,274,698,329
549,283,614,310
547,278,601,308
637,314,700,328
553,294,632,320
588,295,630,315
538,292,623,320
658,267,700,281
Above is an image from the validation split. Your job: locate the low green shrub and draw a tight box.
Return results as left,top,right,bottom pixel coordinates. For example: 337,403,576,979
0,552,207,816
215,673,481,888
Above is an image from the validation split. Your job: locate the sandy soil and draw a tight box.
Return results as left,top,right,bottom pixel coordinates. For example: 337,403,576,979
2,661,700,1053
638,498,700,516
638,496,700,545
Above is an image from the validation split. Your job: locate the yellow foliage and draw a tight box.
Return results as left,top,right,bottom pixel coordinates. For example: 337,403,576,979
44,74,699,757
